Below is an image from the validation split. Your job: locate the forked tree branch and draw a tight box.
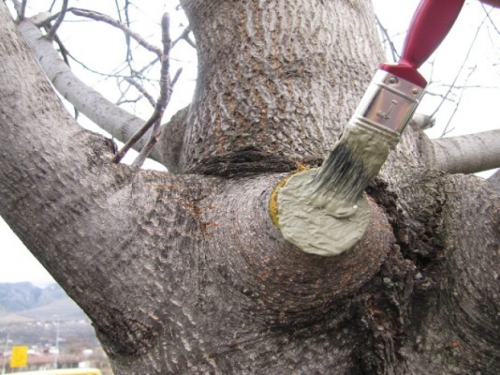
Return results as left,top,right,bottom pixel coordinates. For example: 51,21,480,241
46,0,68,40
125,78,156,107
427,128,500,174
174,25,196,48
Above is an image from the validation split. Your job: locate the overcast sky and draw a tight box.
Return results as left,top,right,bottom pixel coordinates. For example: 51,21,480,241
1,0,499,287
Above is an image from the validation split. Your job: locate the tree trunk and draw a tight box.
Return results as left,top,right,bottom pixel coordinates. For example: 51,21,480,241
1,1,499,374
179,0,384,175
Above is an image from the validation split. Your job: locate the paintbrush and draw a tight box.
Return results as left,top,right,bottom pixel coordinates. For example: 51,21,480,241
309,0,465,215
271,0,466,256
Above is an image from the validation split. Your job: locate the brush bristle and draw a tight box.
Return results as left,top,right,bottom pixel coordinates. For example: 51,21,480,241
310,124,398,203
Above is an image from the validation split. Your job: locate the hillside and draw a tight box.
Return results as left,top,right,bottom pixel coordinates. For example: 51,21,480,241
0,282,98,347
0,281,43,313
15,296,87,321
0,282,69,313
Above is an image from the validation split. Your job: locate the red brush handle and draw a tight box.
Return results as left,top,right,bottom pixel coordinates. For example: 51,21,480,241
380,0,465,88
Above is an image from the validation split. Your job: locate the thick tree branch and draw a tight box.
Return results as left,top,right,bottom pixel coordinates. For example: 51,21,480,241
391,169,500,372
1,0,143,334
156,105,190,173
0,4,202,356
426,129,500,174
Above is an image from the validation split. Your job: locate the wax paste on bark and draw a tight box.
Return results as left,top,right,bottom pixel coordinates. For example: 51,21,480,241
276,169,370,256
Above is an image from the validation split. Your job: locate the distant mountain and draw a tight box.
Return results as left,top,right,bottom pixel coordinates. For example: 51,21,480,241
0,282,86,320
0,281,43,313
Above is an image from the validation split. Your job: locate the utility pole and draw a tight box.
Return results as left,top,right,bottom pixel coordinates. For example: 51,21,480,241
53,317,60,369
1,333,9,375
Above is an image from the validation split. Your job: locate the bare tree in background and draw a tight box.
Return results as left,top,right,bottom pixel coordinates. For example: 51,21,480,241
1,0,500,374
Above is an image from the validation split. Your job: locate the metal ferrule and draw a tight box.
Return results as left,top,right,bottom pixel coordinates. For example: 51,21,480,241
350,69,425,135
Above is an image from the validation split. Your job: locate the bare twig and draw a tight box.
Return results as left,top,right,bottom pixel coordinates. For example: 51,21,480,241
11,0,27,20
112,109,163,164
66,52,130,78
116,77,139,107
131,120,162,167
482,3,500,36
114,0,123,22
20,0,27,19
52,33,70,66
41,1,166,112
69,8,162,57
430,13,488,122
49,0,57,12
441,66,477,137
132,68,183,166
123,0,134,72
46,0,68,40
113,24,194,83
62,48,156,87
116,97,143,106
137,56,160,75
431,83,498,90
375,15,399,63
171,67,182,87
125,78,156,107
132,14,179,167
115,24,194,98
422,91,456,100
173,25,196,48
114,13,175,165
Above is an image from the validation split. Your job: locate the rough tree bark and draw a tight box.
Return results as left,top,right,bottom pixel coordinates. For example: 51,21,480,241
0,1,499,374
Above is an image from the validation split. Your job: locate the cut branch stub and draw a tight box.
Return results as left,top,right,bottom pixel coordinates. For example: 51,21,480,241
273,168,371,256
201,174,395,326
